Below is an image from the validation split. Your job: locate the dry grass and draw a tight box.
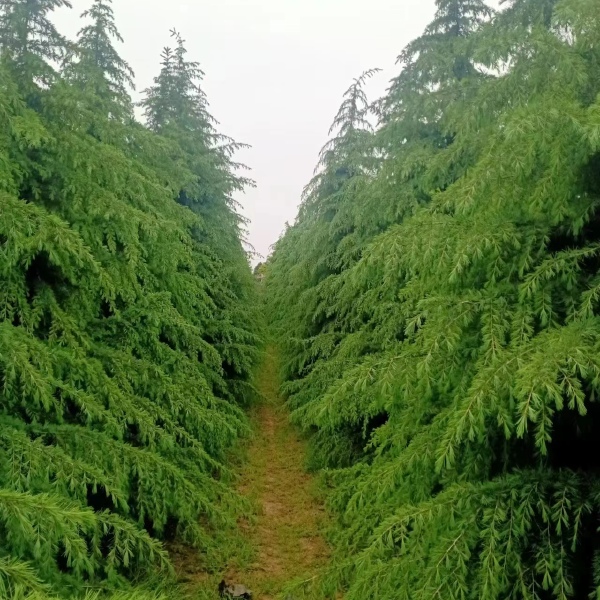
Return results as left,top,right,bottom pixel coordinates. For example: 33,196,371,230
173,346,330,599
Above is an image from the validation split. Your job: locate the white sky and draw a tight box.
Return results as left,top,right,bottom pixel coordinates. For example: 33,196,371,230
54,0,438,262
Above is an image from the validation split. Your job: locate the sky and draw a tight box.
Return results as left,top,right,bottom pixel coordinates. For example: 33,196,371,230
54,0,438,263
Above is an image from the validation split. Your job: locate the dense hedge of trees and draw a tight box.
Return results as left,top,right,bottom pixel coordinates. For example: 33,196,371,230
267,0,600,598
0,1,260,598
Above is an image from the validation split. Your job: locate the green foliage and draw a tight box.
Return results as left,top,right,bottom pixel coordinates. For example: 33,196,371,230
267,0,600,597
0,1,259,599
63,0,134,117
0,0,72,84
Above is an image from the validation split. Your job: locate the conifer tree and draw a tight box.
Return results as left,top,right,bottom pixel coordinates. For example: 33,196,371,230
64,0,134,115
141,31,260,401
302,68,380,215
267,0,600,598
0,0,71,84
386,0,492,101
0,3,259,599
271,0,494,469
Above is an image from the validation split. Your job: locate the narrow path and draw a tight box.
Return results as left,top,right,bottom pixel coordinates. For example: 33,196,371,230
224,346,329,598
173,346,330,598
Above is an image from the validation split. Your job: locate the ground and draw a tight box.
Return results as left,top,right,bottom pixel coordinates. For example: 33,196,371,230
173,346,330,599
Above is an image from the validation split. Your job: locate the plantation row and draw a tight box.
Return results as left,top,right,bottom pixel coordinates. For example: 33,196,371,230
266,0,600,599
0,1,260,598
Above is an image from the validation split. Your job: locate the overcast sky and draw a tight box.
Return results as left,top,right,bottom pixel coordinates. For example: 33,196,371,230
54,0,438,262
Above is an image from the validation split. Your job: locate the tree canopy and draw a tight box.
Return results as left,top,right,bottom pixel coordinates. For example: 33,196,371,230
0,1,260,598
267,0,600,598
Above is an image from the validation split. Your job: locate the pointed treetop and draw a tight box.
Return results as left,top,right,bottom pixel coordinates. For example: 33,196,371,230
328,68,380,138
141,29,213,134
314,68,380,176
66,0,134,106
0,0,72,84
427,0,493,37
300,69,380,215
382,0,493,124
399,0,493,82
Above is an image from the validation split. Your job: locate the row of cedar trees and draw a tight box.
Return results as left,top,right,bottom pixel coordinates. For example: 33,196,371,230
267,0,600,599
0,0,261,599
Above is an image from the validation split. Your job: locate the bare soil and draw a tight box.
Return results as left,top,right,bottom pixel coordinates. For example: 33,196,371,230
173,347,330,599
225,347,329,598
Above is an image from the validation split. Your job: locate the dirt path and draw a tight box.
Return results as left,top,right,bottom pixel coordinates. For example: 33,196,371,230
223,346,329,598
173,346,330,599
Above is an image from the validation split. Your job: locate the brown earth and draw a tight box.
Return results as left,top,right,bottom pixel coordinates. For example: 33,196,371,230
173,346,330,599
224,346,330,598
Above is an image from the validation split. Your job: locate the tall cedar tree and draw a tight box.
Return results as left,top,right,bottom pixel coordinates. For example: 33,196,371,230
63,0,134,118
0,2,259,599
0,0,71,85
267,0,600,598
141,31,260,401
